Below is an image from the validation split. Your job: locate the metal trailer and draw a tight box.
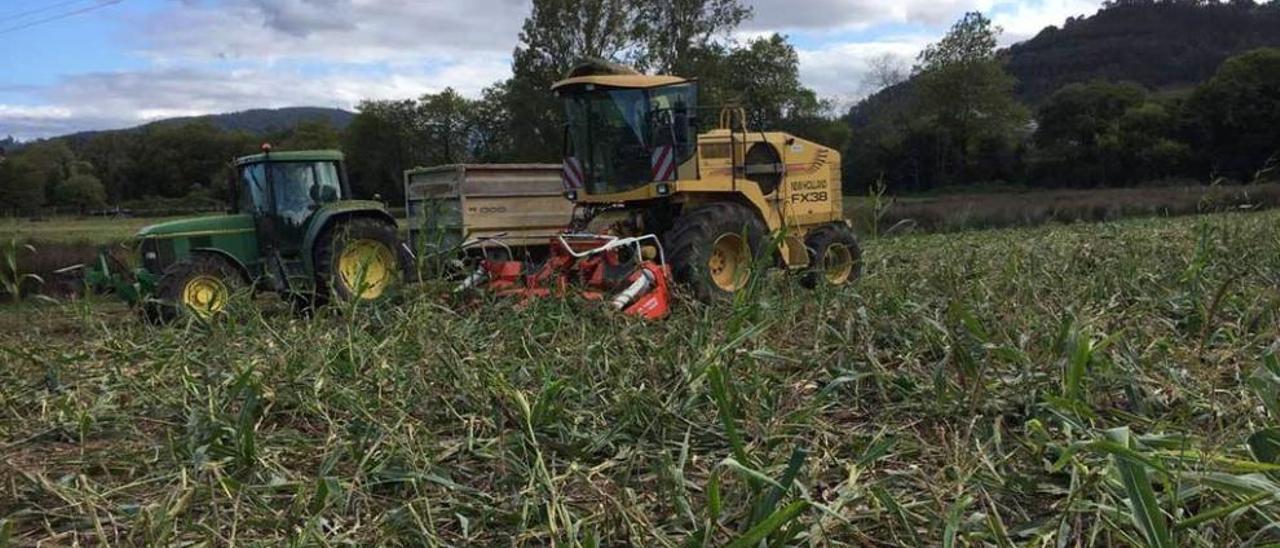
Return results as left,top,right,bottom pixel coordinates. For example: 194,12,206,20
404,164,574,259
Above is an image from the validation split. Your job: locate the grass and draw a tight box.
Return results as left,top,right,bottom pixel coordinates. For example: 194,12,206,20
0,215,202,246
4,208,1280,545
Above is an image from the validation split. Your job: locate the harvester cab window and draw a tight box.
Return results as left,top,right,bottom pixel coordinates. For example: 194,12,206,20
566,88,649,193
564,82,698,195
646,84,696,166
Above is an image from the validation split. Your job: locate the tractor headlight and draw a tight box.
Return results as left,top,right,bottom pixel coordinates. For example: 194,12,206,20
564,190,578,201
656,183,671,196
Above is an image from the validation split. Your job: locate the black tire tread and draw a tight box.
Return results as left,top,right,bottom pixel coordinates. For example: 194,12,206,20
663,202,767,301
147,253,244,324
801,223,862,289
313,216,401,303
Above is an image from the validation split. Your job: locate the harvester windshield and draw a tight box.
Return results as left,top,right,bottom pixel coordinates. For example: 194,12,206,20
562,82,697,194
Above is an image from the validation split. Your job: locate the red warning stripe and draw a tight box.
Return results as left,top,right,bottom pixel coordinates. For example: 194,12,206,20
651,145,675,181
562,157,584,190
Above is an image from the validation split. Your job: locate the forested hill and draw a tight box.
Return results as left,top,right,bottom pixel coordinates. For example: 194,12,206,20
1006,0,1280,102
61,107,355,143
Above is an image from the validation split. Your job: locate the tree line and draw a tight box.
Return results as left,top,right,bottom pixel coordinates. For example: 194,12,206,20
847,8,1280,193
1,0,1278,215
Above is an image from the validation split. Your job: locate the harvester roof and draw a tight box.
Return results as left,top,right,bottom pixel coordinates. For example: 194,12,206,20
234,149,344,166
551,74,690,91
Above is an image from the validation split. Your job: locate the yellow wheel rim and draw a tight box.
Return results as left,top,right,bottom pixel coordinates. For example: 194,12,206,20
181,275,229,318
338,239,396,300
822,242,854,285
709,233,749,292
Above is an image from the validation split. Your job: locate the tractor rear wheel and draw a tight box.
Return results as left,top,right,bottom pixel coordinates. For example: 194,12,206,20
313,217,401,303
147,253,244,323
665,202,766,301
801,224,862,288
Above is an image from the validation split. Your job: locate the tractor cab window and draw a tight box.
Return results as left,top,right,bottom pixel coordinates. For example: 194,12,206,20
241,163,270,214
239,161,343,227
563,82,697,194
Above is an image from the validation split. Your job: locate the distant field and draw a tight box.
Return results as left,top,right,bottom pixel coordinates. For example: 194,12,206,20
3,210,1280,544
845,181,1280,234
0,215,202,245
6,183,1278,247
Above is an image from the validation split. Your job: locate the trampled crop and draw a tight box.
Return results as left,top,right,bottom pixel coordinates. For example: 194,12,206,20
3,210,1280,545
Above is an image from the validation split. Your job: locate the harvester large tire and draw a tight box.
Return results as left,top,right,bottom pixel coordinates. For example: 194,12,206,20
801,224,862,289
313,217,402,303
664,202,767,301
147,253,244,324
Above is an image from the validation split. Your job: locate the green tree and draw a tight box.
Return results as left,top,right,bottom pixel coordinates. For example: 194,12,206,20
471,84,517,162
17,140,77,201
635,0,751,73
1032,81,1190,186
504,0,641,162
0,157,46,212
700,34,851,152
343,89,494,200
78,132,138,202
1185,48,1280,181
51,173,107,211
278,120,342,150
711,34,809,126
344,99,418,200
416,88,479,165
502,0,754,162
915,12,999,72
128,121,256,199
911,12,1029,185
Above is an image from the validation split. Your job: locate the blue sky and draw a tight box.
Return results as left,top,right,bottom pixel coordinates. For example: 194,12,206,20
0,0,1104,140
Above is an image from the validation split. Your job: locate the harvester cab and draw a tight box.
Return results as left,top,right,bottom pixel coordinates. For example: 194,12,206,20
118,147,403,321
552,62,861,300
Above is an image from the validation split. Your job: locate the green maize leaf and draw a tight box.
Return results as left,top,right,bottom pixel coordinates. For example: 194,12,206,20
1103,428,1175,548
724,500,808,548
1249,428,1280,466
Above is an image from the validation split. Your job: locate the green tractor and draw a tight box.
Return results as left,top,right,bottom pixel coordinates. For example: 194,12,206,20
106,147,404,321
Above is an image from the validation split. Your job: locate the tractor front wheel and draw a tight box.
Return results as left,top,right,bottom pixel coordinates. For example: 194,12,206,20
801,224,862,288
665,202,767,301
313,217,401,303
147,254,244,323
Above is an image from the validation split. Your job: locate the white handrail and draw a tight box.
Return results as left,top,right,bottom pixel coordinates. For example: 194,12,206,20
555,233,666,266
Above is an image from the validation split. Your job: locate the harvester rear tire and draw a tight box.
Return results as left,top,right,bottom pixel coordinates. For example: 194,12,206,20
801,224,862,289
313,217,402,304
664,202,767,301
146,253,244,324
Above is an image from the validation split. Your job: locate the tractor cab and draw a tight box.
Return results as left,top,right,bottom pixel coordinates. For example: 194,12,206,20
233,147,349,256
553,73,699,200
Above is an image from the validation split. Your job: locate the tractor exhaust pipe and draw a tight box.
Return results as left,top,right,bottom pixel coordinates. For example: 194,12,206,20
610,270,654,310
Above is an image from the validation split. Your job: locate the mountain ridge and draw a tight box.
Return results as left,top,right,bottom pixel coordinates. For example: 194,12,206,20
57,106,356,143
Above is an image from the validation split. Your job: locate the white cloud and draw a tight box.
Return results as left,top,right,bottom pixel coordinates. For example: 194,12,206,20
3,0,522,139
743,0,1001,31
133,0,531,64
992,0,1100,42
784,0,1104,100
797,34,931,104
1,59,510,139
1,0,1107,139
